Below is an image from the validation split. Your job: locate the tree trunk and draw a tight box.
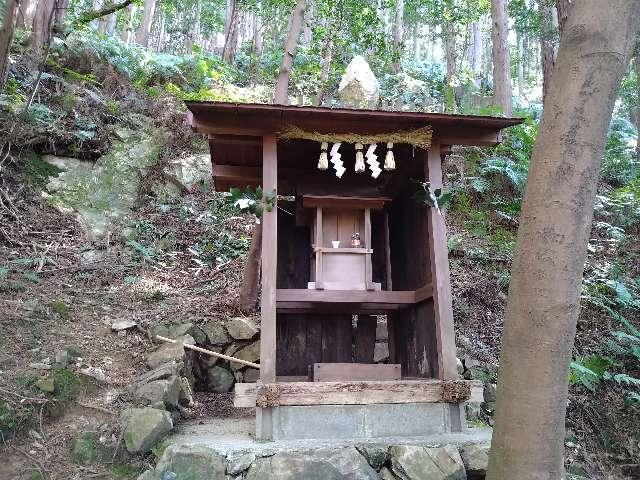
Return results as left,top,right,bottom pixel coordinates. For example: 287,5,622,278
555,0,570,37
156,11,165,52
238,222,263,312
487,1,640,478
222,0,239,63
392,0,404,73
539,0,558,103
17,0,36,29
315,35,333,106
0,0,18,88
252,4,262,55
468,21,482,83
273,0,306,104
187,0,201,52
444,19,456,111
120,3,136,43
516,32,524,98
491,0,512,115
636,51,640,163
31,0,56,51
136,0,156,47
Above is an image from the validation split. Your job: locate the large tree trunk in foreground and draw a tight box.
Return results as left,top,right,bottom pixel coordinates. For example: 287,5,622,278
487,2,640,478
0,0,18,87
31,0,56,51
273,0,306,104
136,0,156,47
490,0,512,116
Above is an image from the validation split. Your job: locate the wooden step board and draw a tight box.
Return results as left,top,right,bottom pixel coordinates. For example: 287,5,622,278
313,363,401,382
234,380,484,408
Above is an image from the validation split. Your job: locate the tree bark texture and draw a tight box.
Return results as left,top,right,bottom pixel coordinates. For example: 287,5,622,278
555,0,570,37
238,221,262,312
490,0,512,116
120,3,136,43
187,0,201,52
487,2,640,478
31,0,56,51
392,0,404,73
516,32,524,98
539,0,558,103
16,0,36,29
0,0,18,88
315,35,333,106
636,51,640,163
273,0,306,104
222,0,239,63
136,0,156,47
252,2,263,55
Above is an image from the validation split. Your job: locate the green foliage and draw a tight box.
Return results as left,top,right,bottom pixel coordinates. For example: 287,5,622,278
51,368,84,403
22,151,62,186
601,117,639,187
412,180,454,210
229,186,277,217
0,400,17,439
50,299,71,319
110,463,143,478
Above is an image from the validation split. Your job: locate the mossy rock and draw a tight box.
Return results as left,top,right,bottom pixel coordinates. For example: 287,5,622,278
0,400,17,440
71,432,115,465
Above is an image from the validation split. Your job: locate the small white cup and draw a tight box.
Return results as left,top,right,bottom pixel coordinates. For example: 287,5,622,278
331,240,340,248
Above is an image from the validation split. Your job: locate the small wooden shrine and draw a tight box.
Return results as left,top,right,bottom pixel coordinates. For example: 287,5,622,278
186,101,521,441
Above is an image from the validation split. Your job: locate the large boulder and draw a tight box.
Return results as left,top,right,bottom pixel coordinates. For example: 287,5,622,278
338,56,380,109
227,452,256,476
356,444,391,470
165,154,212,191
146,335,194,369
389,445,466,480
314,447,379,480
203,322,231,346
245,453,342,480
227,317,259,340
152,444,226,480
460,443,489,479
132,376,181,408
123,408,173,453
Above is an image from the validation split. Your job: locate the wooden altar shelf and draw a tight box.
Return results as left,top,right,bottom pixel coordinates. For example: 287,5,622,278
275,285,433,314
233,380,484,408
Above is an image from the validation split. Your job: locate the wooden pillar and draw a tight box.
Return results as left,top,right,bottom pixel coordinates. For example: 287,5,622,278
425,142,458,380
260,134,278,383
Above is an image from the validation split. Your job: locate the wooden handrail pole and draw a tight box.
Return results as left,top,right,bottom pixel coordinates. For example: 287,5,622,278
155,335,260,369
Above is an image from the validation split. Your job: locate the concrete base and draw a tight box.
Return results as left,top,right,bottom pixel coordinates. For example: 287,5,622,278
257,403,466,441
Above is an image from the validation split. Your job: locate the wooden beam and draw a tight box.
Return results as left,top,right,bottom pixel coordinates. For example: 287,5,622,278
425,143,458,380
260,134,278,383
302,195,390,210
276,289,416,304
313,363,401,382
233,380,484,407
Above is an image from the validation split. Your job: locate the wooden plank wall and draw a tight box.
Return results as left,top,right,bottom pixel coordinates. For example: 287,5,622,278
388,186,438,378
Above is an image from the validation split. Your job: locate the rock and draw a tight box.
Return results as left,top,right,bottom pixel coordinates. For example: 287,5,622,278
243,368,260,383
230,342,260,371
483,383,497,404
315,447,379,480
338,56,380,109
246,453,342,480
165,154,212,190
187,325,208,346
151,444,226,480
150,324,170,339
200,347,223,368
123,408,172,453
146,343,186,370
112,319,138,331
456,358,464,375
356,444,390,470
79,366,107,382
54,349,71,368
131,362,182,390
228,452,256,475
29,362,51,370
460,443,489,478
203,323,231,346
133,376,181,408
204,366,235,393
389,445,466,480
373,342,389,363
36,378,55,393
227,317,259,340
380,467,400,480
167,323,193,339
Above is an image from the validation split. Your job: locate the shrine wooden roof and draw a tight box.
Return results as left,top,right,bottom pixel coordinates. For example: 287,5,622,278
185,101,523,146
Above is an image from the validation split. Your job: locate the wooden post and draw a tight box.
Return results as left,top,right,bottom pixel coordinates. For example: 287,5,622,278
315,207,323,290
260,134,278,383
425,142,458,380
364,207,374,291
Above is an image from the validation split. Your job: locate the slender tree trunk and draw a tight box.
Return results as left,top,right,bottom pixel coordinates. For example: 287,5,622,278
636,51,640,163
136,0,156,47
222,0,239,63
0,0,18,88
120,3,136,43
301,1,312,45
273,0,306,104
555,0,570,37
252,3,263,55
444,19,456,111
539,0,558,103
468,21,482,84
392,0,404,73
156,12,165,52
517,32,524,98
315,35,333,106
487,2,640,478
412,22,419,61
187,0,201,52
239,222,263,312
491,0,512,115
